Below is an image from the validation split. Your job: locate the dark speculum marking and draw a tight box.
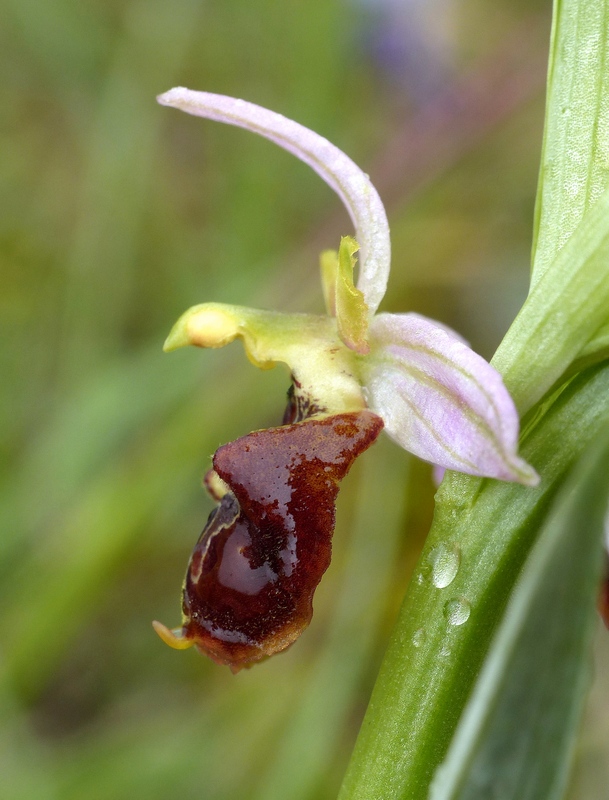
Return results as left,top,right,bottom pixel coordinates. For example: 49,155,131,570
180,410,383,671
282,377,325,425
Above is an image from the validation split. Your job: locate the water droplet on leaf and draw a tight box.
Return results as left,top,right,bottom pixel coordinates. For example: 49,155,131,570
429,543,461,589
412,628,426,648
444,596,471,626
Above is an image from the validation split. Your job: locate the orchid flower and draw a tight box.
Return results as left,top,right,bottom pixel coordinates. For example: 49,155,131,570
158,88,537,486
153,88,538,671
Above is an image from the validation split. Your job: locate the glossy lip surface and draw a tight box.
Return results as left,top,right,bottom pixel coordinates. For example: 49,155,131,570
180,410,383,671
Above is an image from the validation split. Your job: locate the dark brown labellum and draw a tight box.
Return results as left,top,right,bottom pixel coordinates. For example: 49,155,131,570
176,410,382,671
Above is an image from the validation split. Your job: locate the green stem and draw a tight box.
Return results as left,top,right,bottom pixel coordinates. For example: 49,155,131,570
339,362,609,799
340,2,609,793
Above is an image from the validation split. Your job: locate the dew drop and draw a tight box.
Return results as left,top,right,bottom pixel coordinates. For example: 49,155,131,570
412,628,426,648
444,597,471,626
429,543,461,589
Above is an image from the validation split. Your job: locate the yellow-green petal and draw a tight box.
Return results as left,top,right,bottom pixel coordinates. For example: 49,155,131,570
335,236,370,355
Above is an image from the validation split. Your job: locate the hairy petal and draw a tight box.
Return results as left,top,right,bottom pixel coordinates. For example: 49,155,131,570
363,314,539,485
157,87,390,314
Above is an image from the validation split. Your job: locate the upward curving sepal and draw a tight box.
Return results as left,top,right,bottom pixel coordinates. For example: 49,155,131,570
157,87,391,314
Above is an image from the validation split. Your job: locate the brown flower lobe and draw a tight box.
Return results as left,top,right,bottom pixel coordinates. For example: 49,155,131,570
181,410,383,671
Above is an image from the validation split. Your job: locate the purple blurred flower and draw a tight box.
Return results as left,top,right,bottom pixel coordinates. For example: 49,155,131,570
158,88,538,486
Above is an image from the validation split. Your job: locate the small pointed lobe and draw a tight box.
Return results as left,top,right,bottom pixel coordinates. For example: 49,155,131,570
152,620,194,650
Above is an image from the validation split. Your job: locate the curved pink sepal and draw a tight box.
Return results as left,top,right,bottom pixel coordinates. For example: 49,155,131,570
157,87,390,314
363,313,539,485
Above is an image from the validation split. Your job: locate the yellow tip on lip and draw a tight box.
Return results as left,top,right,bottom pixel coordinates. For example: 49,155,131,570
163,304,241,352
162,321,191,352
152,620,194,650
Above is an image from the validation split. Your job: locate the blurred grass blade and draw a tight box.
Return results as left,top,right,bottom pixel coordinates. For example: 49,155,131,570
430,430,609,800
531,0,609,288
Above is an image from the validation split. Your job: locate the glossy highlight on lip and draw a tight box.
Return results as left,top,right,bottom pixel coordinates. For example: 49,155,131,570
155,409,382,672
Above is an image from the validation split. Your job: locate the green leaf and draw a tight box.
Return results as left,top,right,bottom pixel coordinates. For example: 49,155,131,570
531,0,609,288
490,0,609,415
338,362,609,800
492,184,609,416
340,7,609,798
430,429,609,800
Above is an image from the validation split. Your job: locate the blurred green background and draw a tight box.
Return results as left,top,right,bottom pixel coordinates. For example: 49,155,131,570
1,0,607,797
